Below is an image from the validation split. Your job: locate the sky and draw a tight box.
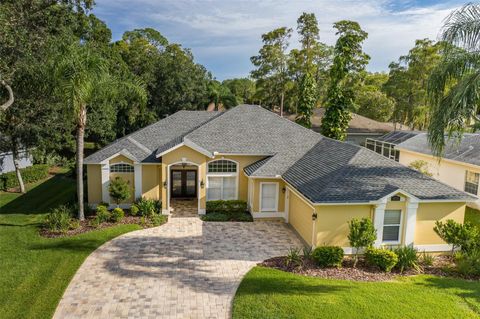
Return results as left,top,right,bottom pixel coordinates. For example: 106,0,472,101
93,0,466,80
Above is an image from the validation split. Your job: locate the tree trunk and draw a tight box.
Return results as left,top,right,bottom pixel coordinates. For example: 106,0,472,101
11,145,25,194
0,79,14,111
76,104,87,221
280,91,285,117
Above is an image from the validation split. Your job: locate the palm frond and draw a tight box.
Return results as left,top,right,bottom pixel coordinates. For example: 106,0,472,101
442,3,480,52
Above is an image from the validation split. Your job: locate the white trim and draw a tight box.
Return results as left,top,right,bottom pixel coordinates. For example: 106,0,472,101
283,181,316,210
377,189,420,203
414,244,454,252
285,188,290,223
100,149,138,164
341,247,366,255
184,138,214,158
167,160,201,214
397,147,480,171
373,200,387,247
214,152,273,156
101,163,110,204
134,164,142,200
156,143,185,158
382,208,404,245
247,178,253,210
251,211,286,219
404,201,419,246
248,176,282,179
259,182,279,212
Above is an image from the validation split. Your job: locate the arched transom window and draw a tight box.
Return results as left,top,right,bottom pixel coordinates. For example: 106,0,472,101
110,163,134,173
206,160,238,200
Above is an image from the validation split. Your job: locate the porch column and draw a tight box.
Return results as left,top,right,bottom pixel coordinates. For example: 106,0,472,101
373,200,387,247
404,200,419,247
101,163,110,204
134,163,142,200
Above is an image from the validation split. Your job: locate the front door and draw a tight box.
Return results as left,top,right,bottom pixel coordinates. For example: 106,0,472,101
171,170,197,198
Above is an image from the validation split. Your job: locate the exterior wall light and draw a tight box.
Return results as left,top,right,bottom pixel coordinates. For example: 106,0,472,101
163,181,167,189
200,180,205,189
312,213,318,221
282,187,286,193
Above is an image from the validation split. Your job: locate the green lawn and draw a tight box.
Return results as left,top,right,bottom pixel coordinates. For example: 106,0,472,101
466,207,480,229
233,267,480,319
0,173,141,319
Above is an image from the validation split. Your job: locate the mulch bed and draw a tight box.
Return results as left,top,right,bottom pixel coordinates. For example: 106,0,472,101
40,215,152,238
260,255,456,282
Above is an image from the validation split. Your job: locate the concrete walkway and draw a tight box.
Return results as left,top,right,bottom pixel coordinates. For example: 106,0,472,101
53,217,303,319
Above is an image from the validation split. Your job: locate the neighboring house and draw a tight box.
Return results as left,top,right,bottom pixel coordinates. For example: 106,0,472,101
285,108,410,145
396,133,480,209
85,104,474,253
0,149,33,174
365,131,422,162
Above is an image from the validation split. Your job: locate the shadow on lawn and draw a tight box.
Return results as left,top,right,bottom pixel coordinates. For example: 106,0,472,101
0,173,76,215
29,239,106,253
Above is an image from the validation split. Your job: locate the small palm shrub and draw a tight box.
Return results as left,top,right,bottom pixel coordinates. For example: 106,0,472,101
69,218,80,230
44,205,73,233
312,246,344,268
96,205,111,223
419,251,434,267
394,246,420,273
285,247,302,268
455,249,480,277
135,198,158,217
110,207,125,222
302,246,313,259
130,204,140,216
365,247,398,272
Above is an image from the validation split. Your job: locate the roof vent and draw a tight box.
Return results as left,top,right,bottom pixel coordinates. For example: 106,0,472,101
391,195,401,201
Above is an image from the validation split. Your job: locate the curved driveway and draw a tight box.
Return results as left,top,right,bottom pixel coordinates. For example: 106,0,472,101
54,217,302,319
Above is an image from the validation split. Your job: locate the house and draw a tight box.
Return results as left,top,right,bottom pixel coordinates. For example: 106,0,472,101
0,150,33,174
85,104,474,252
396,133,480,209
365,131,421,162
285,108,410,146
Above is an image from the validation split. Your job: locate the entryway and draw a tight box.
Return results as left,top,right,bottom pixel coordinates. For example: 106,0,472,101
171,170,197,198
170,198,197,217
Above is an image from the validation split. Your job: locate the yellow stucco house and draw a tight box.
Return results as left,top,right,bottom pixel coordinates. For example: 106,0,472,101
396,133,480,209
85,105,474,253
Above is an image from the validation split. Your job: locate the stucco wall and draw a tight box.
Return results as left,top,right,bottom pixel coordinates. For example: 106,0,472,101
315,204,372,247
86,164,102,204
142,165,161,200
251,178,285,213
288,189,314,245
110,155,134,165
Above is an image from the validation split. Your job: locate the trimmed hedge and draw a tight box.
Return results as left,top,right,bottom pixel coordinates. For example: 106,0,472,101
312,246,344,268
206,200,247,213
0,164,49,191
365,247,398,272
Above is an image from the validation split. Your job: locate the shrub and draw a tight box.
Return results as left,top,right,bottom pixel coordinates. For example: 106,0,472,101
135,198,158,217
302,246,313,259
455,249,480,277
285,247,302,268
434,220,480,254
110,208,125,222
348,218,377,267
312,246,344,268
44,205,72,233
408,160,433,177
394,246,420,273
109,177,131,205
200,212,253,222
0,164,49,191
96,205,111,223
419,251,434,267
69,219,80,230
206,200,247,213
150,213,167,227
130,204,140,216
365,247,398,272
89,217,100,228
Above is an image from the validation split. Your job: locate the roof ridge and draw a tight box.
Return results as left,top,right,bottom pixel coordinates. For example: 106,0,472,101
127,136,151,154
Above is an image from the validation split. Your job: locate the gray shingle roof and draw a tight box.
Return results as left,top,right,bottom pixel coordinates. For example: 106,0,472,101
84,111,220,164
373,131,421,144
396,133,480,167
283,138,475,203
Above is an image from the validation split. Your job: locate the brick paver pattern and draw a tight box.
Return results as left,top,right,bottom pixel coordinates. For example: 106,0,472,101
53,208,303,319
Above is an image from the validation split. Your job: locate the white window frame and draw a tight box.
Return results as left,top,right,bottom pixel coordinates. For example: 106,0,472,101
464,170,480,195
259,182,279,212
382,209,403,245
206,159,239,201
109,162,134,173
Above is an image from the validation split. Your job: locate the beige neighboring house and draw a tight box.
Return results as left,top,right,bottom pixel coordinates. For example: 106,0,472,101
396,133,480,209
85,105,474,253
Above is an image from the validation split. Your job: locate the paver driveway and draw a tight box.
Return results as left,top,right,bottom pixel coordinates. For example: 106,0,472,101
54,217,303,319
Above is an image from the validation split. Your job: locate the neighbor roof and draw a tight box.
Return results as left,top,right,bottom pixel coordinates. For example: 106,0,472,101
87,104,474,203
396,133,480,167
373,131,421,145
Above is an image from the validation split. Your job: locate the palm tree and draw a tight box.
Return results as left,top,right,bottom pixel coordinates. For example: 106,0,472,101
428,3,480,156
55,43,146,220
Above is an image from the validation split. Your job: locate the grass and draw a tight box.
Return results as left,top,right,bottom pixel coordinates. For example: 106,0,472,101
465,207,480,229
233,267,480,319
200,211,253,222
0,172,141,319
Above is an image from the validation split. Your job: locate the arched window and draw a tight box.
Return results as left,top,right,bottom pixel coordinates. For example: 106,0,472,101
207,160,237,173
206,160,238,200
110,163,134,173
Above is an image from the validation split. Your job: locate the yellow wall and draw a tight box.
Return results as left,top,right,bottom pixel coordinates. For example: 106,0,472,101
399,149,480,200
110,155,133,165
142,165,161,200
415,202,466,245
315,204,372,247
251,178,285,212
288,189,314,245
86,164,102,204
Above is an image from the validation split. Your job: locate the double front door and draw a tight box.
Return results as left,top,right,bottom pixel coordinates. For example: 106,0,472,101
171,170,197,198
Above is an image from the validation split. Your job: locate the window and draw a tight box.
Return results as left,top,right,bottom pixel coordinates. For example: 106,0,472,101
465,171,480,195
206,159,238,200
110,163,134,173
364,139,400,162
382,210,402,243
208,160,237,173
260,183,278,212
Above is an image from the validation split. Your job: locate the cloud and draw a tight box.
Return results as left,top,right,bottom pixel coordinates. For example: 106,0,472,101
94,0,465,79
